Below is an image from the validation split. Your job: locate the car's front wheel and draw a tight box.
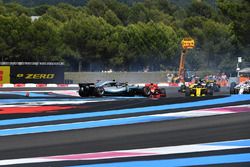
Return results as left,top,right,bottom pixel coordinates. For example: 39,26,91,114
207,88,213,96
143,87,151,97
185,88,191,97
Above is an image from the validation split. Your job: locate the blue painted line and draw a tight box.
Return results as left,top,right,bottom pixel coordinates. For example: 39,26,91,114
69,153,250,167
0,92,54,97
0,98,96,104
27,93,54,97
0,96,144,104
0,95,249,126
0,116,182,136
206,139,250,147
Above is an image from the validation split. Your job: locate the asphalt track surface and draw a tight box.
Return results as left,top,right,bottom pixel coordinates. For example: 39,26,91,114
0,87,250,167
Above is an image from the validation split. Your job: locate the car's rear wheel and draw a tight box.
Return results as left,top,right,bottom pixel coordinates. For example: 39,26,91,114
230,82,237,94
79,87,87,97
160,88,166,97
95,87,104,97
128,89,135,96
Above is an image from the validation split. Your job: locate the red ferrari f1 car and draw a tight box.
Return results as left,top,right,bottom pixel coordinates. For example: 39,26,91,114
143,83,166,98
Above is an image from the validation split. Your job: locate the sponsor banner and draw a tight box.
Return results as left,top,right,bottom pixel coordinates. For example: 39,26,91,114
10,65,64,84
0,66,10,84
0,84,78,88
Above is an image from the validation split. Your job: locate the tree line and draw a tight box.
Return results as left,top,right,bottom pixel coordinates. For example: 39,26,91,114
0,0,249,72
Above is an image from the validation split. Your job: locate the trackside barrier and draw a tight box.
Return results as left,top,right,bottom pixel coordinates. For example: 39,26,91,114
24,83,36,87
1,84,15,88
46,84,58,87
36,84,47,87
132,83,181,87
0,83,184,88
0,84,79,88
14,84,25,87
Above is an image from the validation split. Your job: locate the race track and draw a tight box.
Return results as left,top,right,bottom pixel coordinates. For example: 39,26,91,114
0,88,250,167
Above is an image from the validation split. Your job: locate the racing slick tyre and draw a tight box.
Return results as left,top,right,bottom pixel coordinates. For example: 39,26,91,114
215,85,221,92
94,87,104,97
160,88,167,97
143,87,151,97
79,87,88,97
179,85,186,93
213,86,220,92
207,88,213,96
128,89,135,96
185,88,191,97
230,82,237,94
234,89,239,94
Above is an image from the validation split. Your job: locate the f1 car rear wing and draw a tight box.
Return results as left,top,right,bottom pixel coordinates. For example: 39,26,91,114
79,83,95,87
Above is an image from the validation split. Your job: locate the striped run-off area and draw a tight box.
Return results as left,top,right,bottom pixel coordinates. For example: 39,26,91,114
0,104,249,136
0,139,250,166
0,93,250,167
0,95,249,127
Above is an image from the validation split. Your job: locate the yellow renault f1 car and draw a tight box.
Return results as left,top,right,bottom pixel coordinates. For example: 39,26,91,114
185,82,213,97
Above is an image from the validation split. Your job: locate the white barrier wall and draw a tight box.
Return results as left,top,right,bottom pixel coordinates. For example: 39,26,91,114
65,72,171,84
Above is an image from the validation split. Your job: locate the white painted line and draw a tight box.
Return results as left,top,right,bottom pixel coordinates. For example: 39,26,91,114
2,84,14,88
154,110,233,117
0,158,61,166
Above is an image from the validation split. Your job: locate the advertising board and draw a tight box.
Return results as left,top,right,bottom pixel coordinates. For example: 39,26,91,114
0,62,64,84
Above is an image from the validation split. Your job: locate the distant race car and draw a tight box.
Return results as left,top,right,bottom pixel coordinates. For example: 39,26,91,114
179,79,220,93
184,81,213,97
205,79,221,92
78,80,166,97
230,80,250,94
178,82,190,93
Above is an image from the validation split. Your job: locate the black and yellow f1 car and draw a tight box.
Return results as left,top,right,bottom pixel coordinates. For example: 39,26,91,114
184,82,213,97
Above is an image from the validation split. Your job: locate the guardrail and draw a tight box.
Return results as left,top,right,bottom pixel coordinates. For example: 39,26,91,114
0,84,79,88
0,83,181,88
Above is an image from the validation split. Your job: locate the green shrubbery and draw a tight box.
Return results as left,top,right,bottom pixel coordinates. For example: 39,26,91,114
0,0,249,72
